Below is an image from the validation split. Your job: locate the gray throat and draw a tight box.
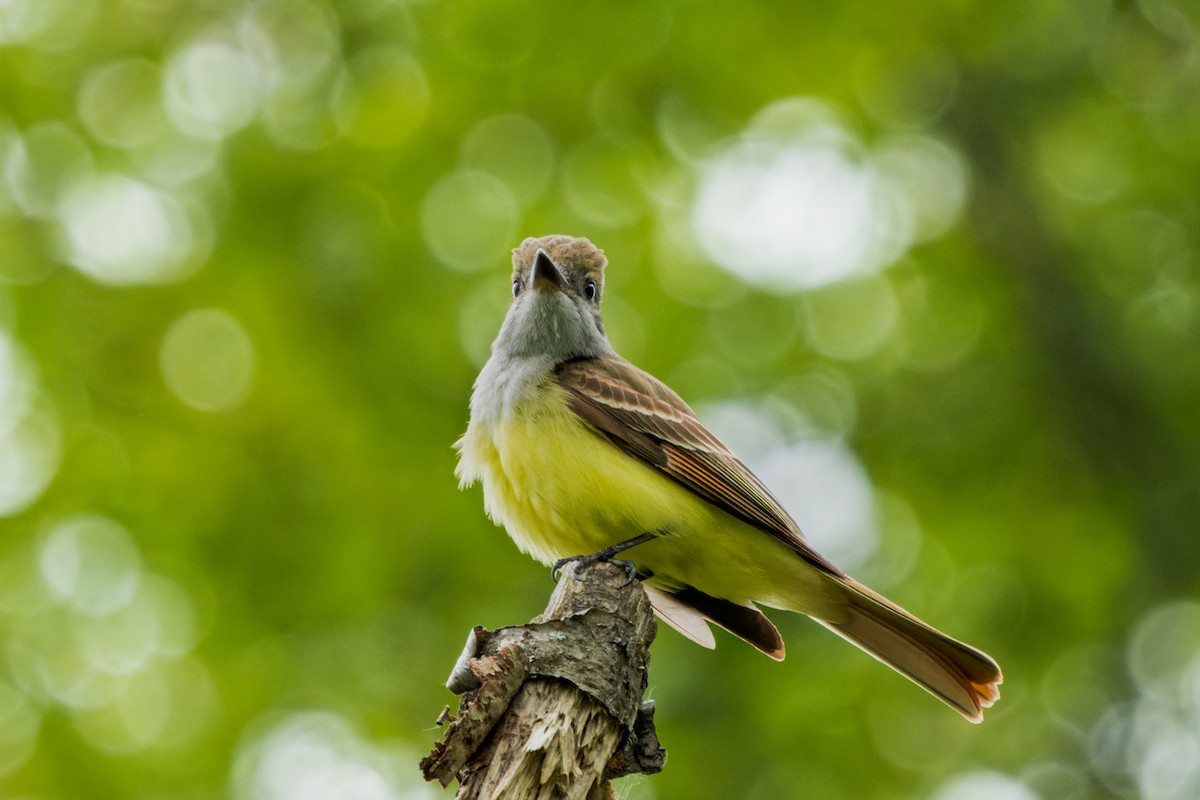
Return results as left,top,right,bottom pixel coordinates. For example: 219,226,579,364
472,289,614,424
468,351,560,425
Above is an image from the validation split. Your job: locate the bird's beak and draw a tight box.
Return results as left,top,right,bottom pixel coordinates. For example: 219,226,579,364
530,249,565,293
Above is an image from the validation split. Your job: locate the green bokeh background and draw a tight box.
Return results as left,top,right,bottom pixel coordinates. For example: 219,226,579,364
2,1,1200,798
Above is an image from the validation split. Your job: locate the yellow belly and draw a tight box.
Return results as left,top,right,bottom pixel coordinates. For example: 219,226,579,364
456,379,833,614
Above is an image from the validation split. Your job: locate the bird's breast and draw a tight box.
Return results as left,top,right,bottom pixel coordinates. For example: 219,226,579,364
458,376,702,565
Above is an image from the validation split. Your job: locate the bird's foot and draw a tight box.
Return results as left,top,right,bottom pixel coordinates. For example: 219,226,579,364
552,551,639,586
550,531,659,586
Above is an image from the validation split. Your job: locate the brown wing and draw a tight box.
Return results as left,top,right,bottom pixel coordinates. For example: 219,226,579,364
555,356,843,578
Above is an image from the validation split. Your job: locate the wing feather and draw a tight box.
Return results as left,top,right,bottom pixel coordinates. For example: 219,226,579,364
556,356,842,577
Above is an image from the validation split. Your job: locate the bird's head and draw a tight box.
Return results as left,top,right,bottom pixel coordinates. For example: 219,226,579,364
493,235,613,361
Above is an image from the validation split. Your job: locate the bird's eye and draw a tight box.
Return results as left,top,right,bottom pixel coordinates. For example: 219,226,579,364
584,279,598,302
512,280,521,297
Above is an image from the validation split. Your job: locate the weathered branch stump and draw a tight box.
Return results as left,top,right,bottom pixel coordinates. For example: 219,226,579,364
420,561,666,799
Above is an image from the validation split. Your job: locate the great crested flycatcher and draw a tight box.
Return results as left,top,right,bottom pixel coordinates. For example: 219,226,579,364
456,235,1002,722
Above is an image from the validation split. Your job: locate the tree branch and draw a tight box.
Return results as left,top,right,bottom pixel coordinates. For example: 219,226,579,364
421,561,665,799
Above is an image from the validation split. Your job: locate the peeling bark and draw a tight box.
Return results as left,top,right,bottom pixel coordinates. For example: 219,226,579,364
421,562,665,798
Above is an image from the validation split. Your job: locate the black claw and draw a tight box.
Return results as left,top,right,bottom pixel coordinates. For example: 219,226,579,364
550,557,571,583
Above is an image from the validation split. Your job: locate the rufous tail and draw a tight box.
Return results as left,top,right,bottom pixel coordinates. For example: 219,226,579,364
816,577,1002,722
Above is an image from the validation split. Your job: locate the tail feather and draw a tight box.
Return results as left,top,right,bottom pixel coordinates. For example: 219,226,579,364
643,585,716,650
646,574,1001,722
645,584,785,661
818,578,1002,723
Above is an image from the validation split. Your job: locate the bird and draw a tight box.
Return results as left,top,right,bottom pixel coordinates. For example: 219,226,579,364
455,234,1002,722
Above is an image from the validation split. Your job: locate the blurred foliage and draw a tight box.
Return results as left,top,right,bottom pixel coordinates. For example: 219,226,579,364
1,0,1199,798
